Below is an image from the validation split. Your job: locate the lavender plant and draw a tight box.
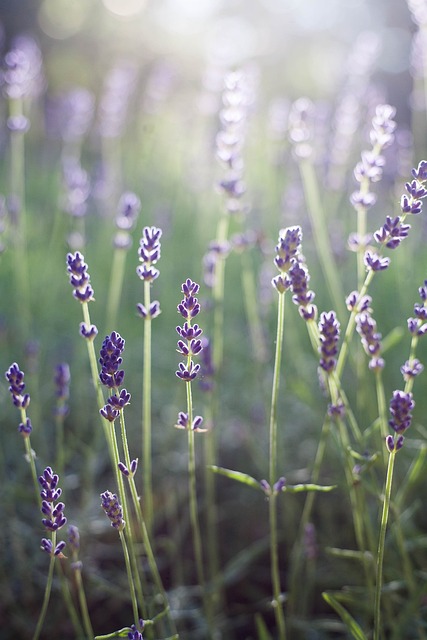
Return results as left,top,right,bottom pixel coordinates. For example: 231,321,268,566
136,225,162,534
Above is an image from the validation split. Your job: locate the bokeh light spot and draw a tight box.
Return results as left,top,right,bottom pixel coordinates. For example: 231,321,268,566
38,0,88,40
102,0,147,18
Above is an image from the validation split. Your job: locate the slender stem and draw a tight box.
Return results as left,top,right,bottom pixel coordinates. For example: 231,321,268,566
119,529,140,627
374,449,396,640
73,567,94,639
32,533,57,640
269,292,285,486
269,492,286,640
142,279,154,534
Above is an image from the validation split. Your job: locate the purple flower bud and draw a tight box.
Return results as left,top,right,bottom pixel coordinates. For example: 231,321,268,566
175,361,201,381
100,404,120,422
79,322,98,341
363,251,390,272
68,525,80,553
328,400,345,418
108,388,131,409
401,358,424,381
273,477,286,493
18,417,32,437
175,411,189,429
118,461,129,476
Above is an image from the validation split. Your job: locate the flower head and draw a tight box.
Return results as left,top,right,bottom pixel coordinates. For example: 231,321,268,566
318,311,340,373
100,491,125,531
386,390,415,453
5,362,30,409
66,251,95,303
39,466,67,533
99,331,125,388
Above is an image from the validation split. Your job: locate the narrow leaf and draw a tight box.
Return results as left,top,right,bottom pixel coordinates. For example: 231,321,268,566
255,613,274,640
282,483,336,493
209,465,261,490
322,592,367,640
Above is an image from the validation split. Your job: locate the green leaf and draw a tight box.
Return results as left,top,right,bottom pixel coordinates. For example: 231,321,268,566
282,483,336,493
95,628,132,639
255,613,274,640
209,465,261,490
322,592,367,640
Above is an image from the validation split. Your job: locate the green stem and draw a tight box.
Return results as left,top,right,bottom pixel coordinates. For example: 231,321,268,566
73,567,94,639
32,533,57,640
374,449,396,640
269,492,286,640
240,250,267,363
119,529,140,627
142,279,154,534
269,292,285,486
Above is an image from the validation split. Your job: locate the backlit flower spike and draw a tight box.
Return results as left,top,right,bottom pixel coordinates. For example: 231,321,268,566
272,225,302,294
318,311,340,373
356,310,385,371
66,251,95,303
374,160,427,252
289,260,317,321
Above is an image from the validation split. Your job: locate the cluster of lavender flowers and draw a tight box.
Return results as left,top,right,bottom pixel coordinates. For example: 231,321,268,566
5,362,32,436
66,251,98,340
347,293,385,372
318,311,340,374
386,391,415,453
98,331,130,418
365,160,427,272
39,466,67,556
174,279,205,431
100,490,125,532
136,226,162,319
113,192,141,250
349,105,396,217
271,225,318,321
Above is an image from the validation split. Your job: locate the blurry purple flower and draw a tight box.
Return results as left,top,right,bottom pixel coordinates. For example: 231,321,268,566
79,322,98,341
318,311,340,373
401,358,424,382
356,311,384,371
289,261,317,320
363,250,390,272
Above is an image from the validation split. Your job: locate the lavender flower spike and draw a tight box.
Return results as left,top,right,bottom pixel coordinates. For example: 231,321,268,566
99,331,125,388
100,491,125,531
272,225,302,294
66,251,95,303
318,311,340,373
5,362,30,409
39,466,67,533
386,390,415,452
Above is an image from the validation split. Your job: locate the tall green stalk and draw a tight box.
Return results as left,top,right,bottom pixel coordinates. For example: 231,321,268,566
373,449,396,640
